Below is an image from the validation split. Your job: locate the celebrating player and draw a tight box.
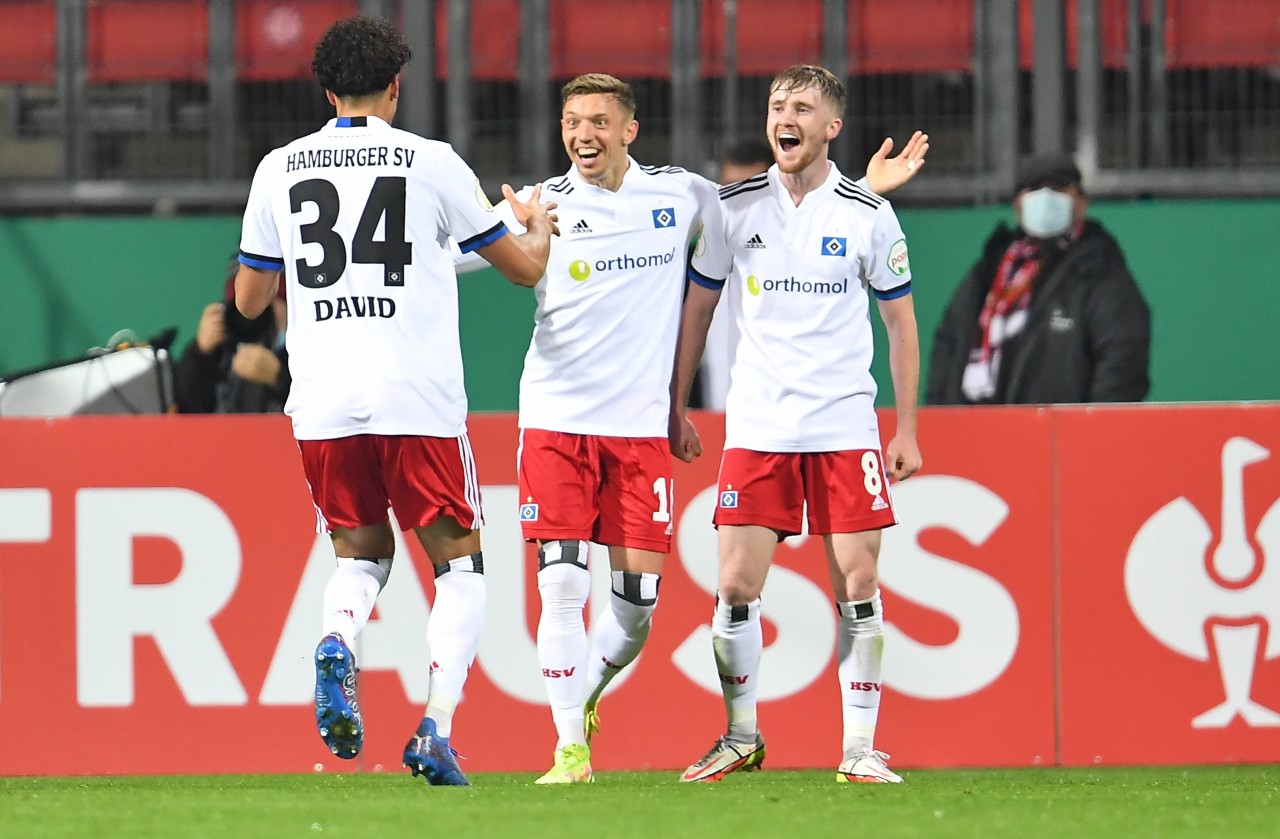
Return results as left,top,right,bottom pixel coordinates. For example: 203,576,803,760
458,72,926,783
672,65,924,784
233,15,557,786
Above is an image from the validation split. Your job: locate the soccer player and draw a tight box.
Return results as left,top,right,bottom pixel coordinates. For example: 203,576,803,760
671,65,924,784
233,16,558,786
456,73,925,784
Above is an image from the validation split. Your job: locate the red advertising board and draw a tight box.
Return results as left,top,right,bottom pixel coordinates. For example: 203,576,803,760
1,405,1277,776
1055,404,1280,765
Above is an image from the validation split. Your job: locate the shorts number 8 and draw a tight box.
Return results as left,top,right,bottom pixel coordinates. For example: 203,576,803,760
861,451,883,496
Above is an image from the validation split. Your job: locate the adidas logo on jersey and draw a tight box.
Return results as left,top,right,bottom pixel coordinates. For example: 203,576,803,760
571,219,592,233
871,494,889,511
745,234,766,249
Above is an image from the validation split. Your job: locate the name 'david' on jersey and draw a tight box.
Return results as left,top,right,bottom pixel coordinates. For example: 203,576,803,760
314,296,397,321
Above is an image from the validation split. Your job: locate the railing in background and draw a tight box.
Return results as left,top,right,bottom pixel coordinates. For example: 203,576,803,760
0,0,1277,210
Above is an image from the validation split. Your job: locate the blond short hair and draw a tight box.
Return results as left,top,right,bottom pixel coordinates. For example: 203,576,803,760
769,65,846,117
561,73,637,119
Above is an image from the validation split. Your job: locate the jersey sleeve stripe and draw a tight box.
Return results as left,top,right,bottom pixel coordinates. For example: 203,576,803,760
834,188,881,211
873,281,912,301
719,173,768,198
688,264,726,290
839,177,884,205
239,250,285,271
457,220,509,253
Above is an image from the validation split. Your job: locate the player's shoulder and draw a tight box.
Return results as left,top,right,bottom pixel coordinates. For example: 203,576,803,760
390,127,457,159
833,175,890,215
542,172,576,198
637,162,690,179
717,171,770,205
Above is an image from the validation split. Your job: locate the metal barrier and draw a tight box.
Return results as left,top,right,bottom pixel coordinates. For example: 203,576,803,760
0,0,1276,211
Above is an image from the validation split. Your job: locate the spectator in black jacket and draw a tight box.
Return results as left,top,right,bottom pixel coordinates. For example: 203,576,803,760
927,153,1150,405
175,257,290,413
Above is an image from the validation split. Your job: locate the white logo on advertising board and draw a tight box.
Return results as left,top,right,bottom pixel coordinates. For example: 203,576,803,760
1125,437,1280,728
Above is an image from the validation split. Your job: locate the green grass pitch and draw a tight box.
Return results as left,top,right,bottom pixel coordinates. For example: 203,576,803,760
3,766,1277,839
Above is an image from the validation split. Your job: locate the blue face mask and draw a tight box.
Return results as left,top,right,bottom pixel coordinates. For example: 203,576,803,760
1019,187,1074,238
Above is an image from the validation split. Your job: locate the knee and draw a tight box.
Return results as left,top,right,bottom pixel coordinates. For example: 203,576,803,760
537,540,591,608
717,575,762,607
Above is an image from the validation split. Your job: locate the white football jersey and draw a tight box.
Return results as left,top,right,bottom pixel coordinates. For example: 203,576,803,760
691,163,913,452
239,115,507,440
494,158,723,437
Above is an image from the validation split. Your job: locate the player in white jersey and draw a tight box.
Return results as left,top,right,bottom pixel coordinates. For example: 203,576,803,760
234,15,558,786
454,72,925,783
672,65,924,784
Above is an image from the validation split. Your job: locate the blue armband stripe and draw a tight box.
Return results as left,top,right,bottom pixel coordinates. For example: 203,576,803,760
239,250,285,271
874,281,912,301
458,221,509,253
688,265,725,290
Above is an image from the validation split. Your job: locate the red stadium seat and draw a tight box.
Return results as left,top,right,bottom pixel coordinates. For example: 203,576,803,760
236,0,360,82
0,0,1275,86
0,1,57,84
86,0,208,83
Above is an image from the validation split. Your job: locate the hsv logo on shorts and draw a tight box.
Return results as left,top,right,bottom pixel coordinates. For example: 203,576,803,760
652,208,676,228
821,236,847,257
720,490,739,509
519,503,539,521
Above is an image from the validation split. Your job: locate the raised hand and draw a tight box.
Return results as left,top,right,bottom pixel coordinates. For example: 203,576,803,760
503,183,560,236
864,130,929,196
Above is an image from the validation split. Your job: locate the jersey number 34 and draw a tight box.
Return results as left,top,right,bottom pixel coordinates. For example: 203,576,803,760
289,176,411,288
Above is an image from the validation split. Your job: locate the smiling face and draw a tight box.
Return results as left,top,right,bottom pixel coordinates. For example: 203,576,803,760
766,81,842,175
561,92,638,190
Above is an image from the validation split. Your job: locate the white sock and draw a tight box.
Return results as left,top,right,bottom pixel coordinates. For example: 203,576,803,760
712,597,762,744
321,557,391,648
837,590,884,756
536,541,591,748
585,571,660,705
425,553,486,739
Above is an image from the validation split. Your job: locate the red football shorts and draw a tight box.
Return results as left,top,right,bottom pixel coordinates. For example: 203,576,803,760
712,447,897,537
297,433,483,532
517,428,674,552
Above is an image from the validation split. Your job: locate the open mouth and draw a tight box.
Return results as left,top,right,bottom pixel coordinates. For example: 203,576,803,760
576,148,601,162
777,133,800,153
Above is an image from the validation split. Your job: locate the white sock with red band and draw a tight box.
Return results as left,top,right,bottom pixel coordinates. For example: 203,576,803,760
712,597,762,744
837,589,884,756
425,552,485,739
536,541,591,748
321,556,391,648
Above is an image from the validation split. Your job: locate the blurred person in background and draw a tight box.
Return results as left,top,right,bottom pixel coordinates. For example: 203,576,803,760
927,153,1150,405
233,15,557,787
174,254,289,414
690,137,775,410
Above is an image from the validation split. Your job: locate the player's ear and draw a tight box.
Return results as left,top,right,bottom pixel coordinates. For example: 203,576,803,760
827,116,843,143
624,118,639,146
325,90,338,108
389,75,400,103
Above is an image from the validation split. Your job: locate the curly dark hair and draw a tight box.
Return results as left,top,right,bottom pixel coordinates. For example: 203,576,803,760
311,16,411,98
